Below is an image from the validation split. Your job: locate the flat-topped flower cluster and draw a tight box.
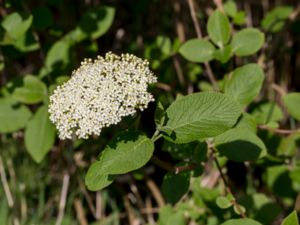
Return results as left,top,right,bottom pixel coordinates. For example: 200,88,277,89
48,52,157,140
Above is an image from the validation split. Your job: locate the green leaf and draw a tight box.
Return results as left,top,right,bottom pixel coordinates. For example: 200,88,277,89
239,193,281,224
85,131,154,191
98,131,154,174
161,92,241,143
13,32,40,52
155,101,166,128
77,6,115,41
179,39,215,63
84,161,116,191
0,100,32,133
216,196,232,209
277,132,300,156
251,102,284,124
233,204,246,216
224,1,237,18
266,165,296,198
162,172,190,204
25,106,56,163
162,141,206,161
233,11,246,25
45,39,71,71
283,93,300,121
231,28,265,56
207,10,231,47
221,218,262,225
213,45,232,63
262,6,293,33
225,64,265,105
234,113,257,133
156,35,172,56
158,206,185,225
215,128,267,162
13,75,47,104
281,211,299,225
290,167,300,184
1,13,33,40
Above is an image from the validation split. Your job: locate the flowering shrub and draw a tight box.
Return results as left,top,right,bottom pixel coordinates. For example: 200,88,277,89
49,52,156,139
0,1,300,225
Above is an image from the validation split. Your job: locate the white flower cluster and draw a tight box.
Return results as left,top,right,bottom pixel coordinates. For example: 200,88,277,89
48,52,157,140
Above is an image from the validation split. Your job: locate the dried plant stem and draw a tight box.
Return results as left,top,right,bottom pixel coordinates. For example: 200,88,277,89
123,194,137,225
173,56,186,87
258,125,298,135
145,197,155,224
151,155,197,174
213,0,224,12
187,0,219,91
145,178,165,208
74,198,88,225
0,156,14,208
95,191,102,220
55,173,70,225
271,83,287,96
77,176,96,217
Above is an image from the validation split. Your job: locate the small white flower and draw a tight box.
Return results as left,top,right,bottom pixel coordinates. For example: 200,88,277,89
48,52,157,140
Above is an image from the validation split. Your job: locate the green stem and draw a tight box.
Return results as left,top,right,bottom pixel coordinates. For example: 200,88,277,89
151,130,162,142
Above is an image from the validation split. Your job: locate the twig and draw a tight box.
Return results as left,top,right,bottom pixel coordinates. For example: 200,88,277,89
289,4,300,21
213,0,224,12
0,156,14,208
258,125,298,135
55,173,70,225
271,83,287,96
123,194,137,225
74,198,88,225
213,154,247,218
156,82,172,92
151,155,197,174
77,176,96,218
95,191,102,220
145,197,155,224
129,179,145,212
187,0,219,91
145,178,165,208
173,56,186,87
173,0,186,43
187,0,202,37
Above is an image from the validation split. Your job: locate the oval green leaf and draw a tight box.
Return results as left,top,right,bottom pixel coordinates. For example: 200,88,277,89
25,106,56,163
1,12,33,40
231,28,264,56
85,161,116,191
251,102,284,124
283,93,300,121
85,131,154,191
281,211,299,225
0,100,32,133
225,64,265,105
261,6,293,33
207,10,231,47
179,39,215,63
215,128,267,162
221,218,262,225
161,92,241,143
13,75,47,104
78,6,115,40
162,172,190,204
216,196,232,209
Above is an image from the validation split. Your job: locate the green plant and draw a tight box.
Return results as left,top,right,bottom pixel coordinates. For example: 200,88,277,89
0,0,300,224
